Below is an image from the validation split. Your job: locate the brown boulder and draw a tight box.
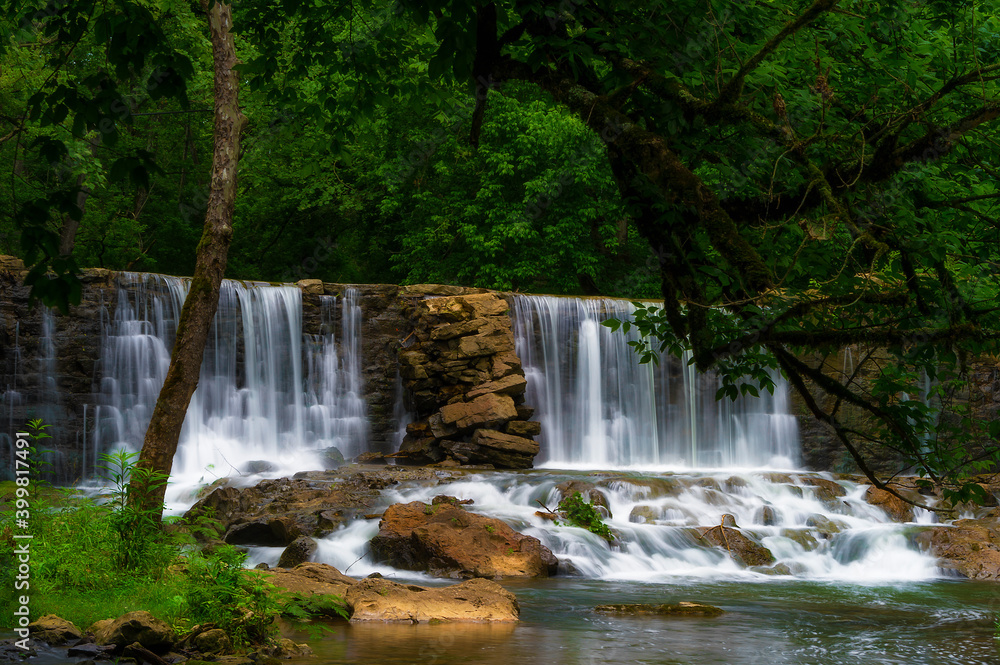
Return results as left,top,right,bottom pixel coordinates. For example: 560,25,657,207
865,486,915,522
27,615,82,645
439,393,517,431
370,500,558,578
346,577,519,622
93,611,175,653
915,519,1000,579
264,562,357,601
699,525,775,567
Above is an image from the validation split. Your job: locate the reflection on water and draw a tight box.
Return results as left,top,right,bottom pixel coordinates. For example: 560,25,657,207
287,578,1000,665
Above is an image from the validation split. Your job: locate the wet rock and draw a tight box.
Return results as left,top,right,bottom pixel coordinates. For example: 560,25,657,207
67,643,107,658
243,460,276,474
915,519,1000,580
699,525,775,567
346,577,519,622
93,611,174,653
251,638,313,659
753,505,778,526
440,429,539,469
806,514,846,538
629,505,661,524
801,477,847,506
369,500,558,578
594,602,724,617
318,446,345,469
780,528,820,551
720,514,739,527
750,563,792,576
277,535,317,568
27,615,82,645
865,485,915,522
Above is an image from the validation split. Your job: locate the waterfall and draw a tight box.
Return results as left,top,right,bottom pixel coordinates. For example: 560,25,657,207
304,291,368,459
90,274,368,493
511,295,800,468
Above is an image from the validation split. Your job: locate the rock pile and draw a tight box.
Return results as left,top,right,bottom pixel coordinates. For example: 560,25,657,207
395,293,541,468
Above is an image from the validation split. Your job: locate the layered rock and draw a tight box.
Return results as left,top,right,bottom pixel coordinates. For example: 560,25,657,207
369,499,558,578
264,562,520,622
915,519,1000,580
394,293,540,468
184,466,446,542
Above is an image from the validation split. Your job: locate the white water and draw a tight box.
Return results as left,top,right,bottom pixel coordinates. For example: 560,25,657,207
89,274,368,503
305,470,941,583
512,296,799,468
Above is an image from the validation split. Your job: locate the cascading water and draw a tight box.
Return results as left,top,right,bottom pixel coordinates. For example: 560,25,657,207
304,291,368,459
305,469,939,583
89,273,368,500
511,295,799,468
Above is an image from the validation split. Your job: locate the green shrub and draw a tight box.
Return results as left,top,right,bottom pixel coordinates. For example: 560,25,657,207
557,492,614,542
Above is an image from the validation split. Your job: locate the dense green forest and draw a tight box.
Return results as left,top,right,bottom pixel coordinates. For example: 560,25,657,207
0,1,651,295
4,0,1000,496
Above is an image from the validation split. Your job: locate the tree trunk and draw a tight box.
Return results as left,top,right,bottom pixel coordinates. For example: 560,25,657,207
129,0,245,515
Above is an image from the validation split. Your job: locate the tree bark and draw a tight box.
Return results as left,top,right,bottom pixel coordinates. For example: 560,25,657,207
130,0,245,515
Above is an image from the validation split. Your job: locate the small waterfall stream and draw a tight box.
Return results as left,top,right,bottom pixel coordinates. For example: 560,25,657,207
89,274,369,499
511,296,800,468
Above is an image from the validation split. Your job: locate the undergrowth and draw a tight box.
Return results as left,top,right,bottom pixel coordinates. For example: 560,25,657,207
557,492,615,542
0,420,347,650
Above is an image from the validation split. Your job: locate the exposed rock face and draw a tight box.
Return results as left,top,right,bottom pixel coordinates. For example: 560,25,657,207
915,519,1000,580
264,562,520,622
369,500,558,578
698,524,776,567
27,615,82,645
347,577,519,623
91,611,175,653
185,466,447,541
394,293,541,468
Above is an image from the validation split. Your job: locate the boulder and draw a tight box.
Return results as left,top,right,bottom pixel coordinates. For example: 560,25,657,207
865,486,915,522
27,615,82,645
243,460,277,474
594,602,724,617
555,481,612,514
440,429,539,469
439,393,517,431
915,519,1000,579
277,535,317,568
753,505,778,526
699,525,775,567
346,577,519,622
370,500,558,578
93,611,175,653
191,628,232,655
264,562,357,606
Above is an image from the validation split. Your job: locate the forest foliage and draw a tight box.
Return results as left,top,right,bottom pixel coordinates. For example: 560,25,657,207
3,0,1000,496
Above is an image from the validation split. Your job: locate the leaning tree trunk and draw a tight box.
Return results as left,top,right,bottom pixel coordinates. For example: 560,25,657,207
129,0,245,516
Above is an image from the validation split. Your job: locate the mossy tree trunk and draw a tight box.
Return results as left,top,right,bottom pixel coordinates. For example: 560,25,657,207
129,0,245,516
